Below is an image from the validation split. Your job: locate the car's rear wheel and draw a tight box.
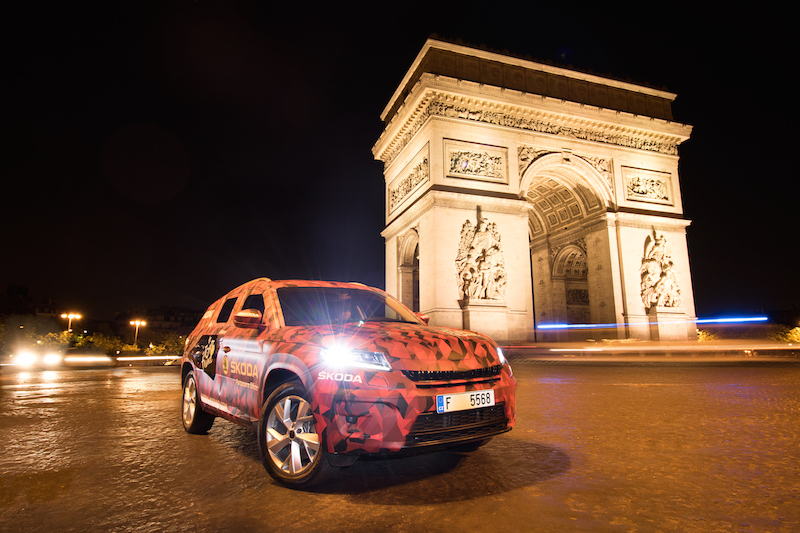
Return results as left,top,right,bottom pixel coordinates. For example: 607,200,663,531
258,381,335,488
182,370,215,434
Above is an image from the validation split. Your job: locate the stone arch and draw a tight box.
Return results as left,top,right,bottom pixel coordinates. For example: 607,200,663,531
521,153,612,240
398,228,420,312
522,154,612,337
552,244,588,279
520,152,613,208
552,244,591,329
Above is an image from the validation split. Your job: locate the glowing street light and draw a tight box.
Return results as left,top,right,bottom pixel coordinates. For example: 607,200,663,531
61,313,82,332
130,320,146,346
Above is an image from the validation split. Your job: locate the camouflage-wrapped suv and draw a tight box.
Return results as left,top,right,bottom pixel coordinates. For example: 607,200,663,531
181,278,516,488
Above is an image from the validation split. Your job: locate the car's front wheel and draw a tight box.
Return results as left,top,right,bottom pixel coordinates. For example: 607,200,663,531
258,381,335,488
182,370,215,434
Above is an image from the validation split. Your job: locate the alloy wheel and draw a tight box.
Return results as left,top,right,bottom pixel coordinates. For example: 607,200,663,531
182,375,198,426
265,395,320,475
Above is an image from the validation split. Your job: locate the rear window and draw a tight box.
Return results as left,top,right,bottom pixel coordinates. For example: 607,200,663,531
276,287,419,327
216,297,238,323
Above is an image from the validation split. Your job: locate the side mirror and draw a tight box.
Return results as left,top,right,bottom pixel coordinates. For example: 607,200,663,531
415,312,430,325
233,309,263,329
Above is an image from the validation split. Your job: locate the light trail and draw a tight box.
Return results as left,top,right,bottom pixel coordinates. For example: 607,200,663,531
537,316,769,330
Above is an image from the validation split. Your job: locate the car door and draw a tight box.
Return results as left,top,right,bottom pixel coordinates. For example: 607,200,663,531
216,284,271,423
192,294,239,411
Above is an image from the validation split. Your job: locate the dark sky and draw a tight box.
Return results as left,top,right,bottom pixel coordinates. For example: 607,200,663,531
4,1,797,320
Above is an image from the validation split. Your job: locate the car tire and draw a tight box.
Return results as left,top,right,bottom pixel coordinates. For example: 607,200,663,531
447,437,492,452
258,381,335,488
182,370,215,434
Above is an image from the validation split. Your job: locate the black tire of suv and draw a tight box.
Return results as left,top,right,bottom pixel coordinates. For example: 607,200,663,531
258,381,336,489
181,370,215,434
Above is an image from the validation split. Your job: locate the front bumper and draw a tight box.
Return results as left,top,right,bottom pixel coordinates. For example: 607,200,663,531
311,366,516,454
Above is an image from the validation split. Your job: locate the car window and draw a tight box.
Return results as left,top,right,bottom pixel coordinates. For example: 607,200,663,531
276,287,420,326
242,294,265,315
216,297,238,323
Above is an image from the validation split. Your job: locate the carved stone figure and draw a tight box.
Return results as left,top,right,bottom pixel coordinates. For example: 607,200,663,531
456,214,507,301
627,175,669,201
639,229,681,309
449,150,503,179
389,157,429,210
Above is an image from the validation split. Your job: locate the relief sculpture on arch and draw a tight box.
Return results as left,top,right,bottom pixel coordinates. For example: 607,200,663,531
456,211,507,302
640,228,682,309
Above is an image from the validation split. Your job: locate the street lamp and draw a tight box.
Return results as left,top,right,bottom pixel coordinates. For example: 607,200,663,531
61,313,82,332
130,320,146,346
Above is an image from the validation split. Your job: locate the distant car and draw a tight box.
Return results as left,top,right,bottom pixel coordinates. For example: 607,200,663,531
180,278,516,488
5,348,114,370
8,347,64,369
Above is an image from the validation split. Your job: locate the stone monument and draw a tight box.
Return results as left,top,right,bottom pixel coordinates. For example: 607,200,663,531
374,39,697,341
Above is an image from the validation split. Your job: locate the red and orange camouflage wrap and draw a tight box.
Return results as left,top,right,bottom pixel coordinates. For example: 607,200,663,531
181,279,516,456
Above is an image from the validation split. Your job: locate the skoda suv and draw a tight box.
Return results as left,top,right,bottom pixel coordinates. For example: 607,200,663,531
180,278,516,488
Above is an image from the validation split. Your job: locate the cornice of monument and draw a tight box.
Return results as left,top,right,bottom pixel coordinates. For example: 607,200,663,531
373,74,692,169
381,39,678,123
613,211,692,232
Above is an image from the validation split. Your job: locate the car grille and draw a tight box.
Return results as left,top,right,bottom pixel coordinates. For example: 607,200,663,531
404,403,509,447
402,365,502,383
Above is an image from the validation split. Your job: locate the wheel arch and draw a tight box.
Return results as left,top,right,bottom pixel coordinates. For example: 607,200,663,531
260,353,315,408
181,361,193,384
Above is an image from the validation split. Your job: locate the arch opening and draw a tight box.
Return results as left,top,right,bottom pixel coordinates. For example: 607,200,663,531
398,229,420,312
523,158,611,337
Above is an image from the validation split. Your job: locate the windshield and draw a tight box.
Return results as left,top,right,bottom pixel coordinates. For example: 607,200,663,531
277,287,421,327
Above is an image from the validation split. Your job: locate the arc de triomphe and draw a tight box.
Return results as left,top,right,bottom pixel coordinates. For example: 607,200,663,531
374,39,696,342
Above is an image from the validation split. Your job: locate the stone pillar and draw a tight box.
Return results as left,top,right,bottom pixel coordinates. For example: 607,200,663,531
585,224,625,340
461,299,509,342
531,249,554,341
648,307,690,341
399,265,417,311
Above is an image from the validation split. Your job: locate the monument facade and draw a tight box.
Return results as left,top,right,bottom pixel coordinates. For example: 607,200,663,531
373,39,696,341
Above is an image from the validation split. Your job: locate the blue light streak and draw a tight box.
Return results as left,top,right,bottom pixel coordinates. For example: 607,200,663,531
538,322,620,330
536,316,769,330
694,316,769,324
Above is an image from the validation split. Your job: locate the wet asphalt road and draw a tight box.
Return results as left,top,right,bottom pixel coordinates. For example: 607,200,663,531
1,362,799,532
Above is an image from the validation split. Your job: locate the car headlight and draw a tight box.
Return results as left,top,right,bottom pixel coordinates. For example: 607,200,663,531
321,347,392,371
16,351,37,367
496,346,507,365
43,353,62,366
496,346,512,376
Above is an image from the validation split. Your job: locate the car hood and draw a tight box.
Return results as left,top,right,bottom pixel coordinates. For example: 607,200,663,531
269,321,502,370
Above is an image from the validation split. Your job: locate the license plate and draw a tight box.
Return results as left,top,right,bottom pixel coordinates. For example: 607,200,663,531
436,390,495,414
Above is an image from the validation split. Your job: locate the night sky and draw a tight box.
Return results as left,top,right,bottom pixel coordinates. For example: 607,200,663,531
4,2,797,321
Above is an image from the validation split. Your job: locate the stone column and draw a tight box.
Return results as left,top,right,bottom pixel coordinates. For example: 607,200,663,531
398,265,417,311
648,306,690,341
461,299,509,342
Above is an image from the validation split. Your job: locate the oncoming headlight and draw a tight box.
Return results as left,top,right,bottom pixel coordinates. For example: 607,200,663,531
43,353,62,366
321,347,392,372
16,351,37,368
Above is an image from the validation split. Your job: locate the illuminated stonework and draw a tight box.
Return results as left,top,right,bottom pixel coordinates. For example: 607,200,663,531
376,39,697,341
640,229,681,309
623,166,673,205
456,212,507,301
446,140,508,183
388,146,429,213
